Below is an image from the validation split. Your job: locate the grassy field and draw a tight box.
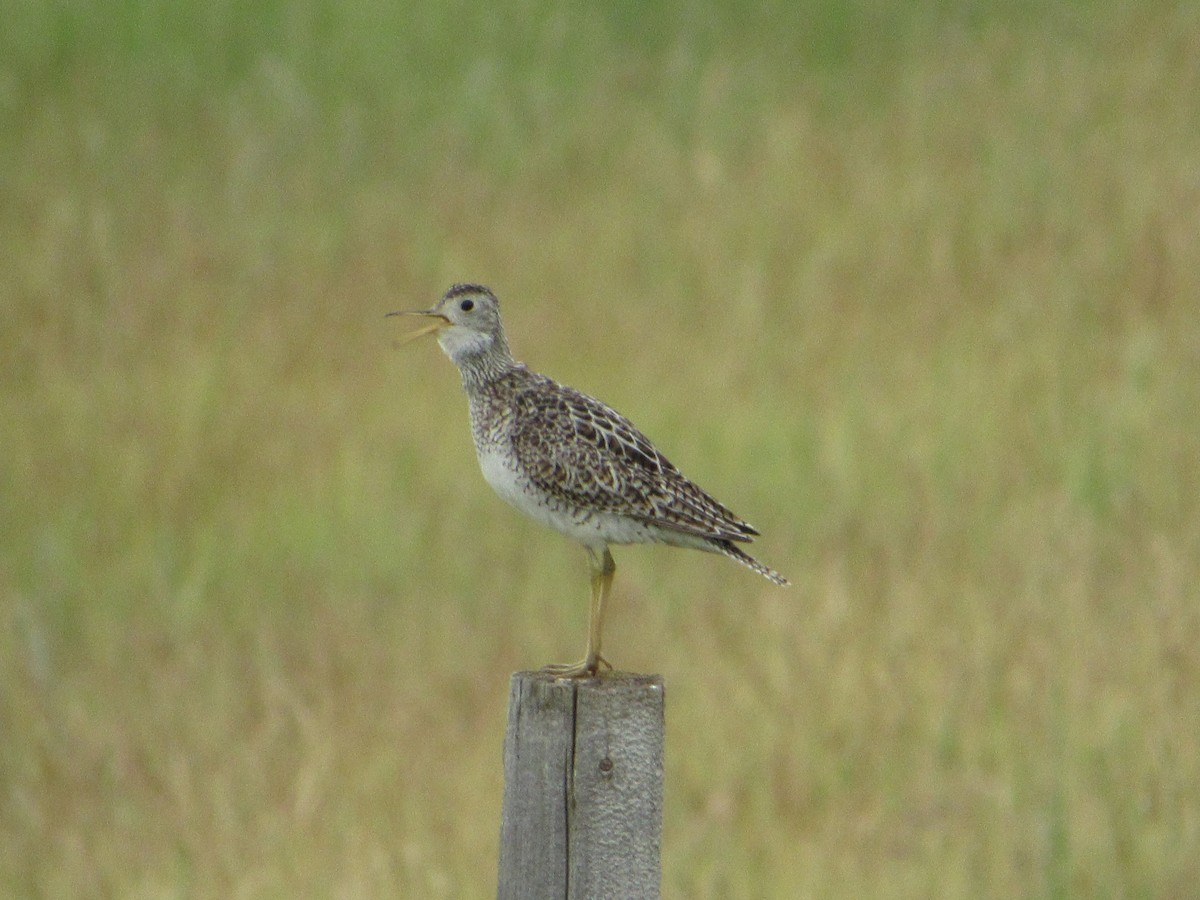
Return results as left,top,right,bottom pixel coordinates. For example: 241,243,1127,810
3,0,1199,896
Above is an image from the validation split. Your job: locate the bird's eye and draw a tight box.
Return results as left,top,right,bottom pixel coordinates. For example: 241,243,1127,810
460,299,474,312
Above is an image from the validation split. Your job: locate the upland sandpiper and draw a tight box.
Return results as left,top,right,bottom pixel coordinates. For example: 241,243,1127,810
391,284,788,677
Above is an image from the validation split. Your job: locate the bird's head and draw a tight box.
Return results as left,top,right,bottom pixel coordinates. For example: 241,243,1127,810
389,283,509,366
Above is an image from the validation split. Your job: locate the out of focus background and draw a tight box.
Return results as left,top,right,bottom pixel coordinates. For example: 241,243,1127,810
3,1,1198,896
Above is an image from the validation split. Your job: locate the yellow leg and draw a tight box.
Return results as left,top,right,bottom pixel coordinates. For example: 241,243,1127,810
542,547,615,678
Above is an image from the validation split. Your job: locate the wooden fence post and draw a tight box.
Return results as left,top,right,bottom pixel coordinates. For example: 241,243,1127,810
497,671,665,899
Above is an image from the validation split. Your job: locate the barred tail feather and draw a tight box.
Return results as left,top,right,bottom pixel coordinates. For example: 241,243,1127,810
712,539,790,586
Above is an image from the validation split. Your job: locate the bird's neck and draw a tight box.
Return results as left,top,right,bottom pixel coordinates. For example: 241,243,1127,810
455,344,519,392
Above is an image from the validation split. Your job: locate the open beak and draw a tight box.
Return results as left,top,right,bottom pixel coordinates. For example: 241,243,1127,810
386,309,450,346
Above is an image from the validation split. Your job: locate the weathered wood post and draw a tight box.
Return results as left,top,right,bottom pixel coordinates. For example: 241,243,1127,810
497,671,665,899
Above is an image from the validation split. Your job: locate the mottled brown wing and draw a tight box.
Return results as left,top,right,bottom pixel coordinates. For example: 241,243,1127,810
509,380,757,542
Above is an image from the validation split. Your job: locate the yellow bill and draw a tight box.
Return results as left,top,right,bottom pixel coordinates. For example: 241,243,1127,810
386,310,449,346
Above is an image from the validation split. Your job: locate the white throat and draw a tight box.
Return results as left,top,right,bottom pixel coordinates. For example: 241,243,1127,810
437,326,493,365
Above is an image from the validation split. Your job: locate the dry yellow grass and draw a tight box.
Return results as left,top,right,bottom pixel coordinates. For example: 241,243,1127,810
2,1,1199,896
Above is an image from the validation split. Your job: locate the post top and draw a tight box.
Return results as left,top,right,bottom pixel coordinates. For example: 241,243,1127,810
511,670,664,691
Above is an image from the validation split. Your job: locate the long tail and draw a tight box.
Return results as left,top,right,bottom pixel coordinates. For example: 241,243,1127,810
712,539,790,586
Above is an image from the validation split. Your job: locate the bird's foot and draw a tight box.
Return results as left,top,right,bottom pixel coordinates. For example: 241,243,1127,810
540,654,612,679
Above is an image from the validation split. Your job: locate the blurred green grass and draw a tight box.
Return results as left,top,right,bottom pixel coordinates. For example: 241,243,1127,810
3,0,1199,896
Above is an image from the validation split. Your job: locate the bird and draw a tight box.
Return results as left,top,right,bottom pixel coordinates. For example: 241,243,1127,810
390,283,788,677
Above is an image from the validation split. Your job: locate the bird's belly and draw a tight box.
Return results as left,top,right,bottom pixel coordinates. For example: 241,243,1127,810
477,447,531,511
476,446,663,547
